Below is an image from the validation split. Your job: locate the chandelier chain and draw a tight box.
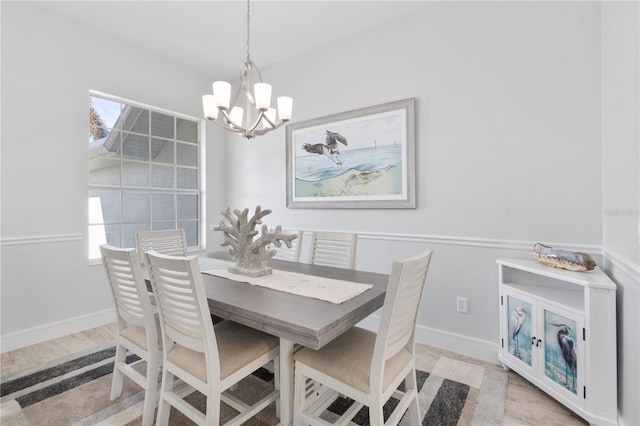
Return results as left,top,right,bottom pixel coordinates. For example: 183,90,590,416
246,0,251,64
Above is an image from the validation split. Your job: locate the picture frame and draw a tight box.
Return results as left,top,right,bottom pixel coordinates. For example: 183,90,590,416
286,98,416,209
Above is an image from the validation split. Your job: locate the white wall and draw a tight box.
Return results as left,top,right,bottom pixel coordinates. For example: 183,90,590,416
223,2,638,424
0,2,227,346
1,1,637,424
226,1,603,347
230,1,604,243
601,2,640,425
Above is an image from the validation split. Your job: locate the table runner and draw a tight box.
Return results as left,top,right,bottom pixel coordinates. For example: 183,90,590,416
201,268,373,304
197,257,235,271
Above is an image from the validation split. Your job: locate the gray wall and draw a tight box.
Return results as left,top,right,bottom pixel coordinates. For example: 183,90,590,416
1,1,638,425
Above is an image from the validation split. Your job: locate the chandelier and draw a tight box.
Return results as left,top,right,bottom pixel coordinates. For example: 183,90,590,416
202,0,293,139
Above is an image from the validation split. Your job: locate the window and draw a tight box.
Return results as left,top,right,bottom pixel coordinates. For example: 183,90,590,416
88,92,203,260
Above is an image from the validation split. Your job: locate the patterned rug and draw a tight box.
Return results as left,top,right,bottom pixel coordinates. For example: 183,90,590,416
0,343,508,425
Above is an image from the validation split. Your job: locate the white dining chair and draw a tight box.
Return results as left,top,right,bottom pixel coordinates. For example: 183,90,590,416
145,250,281,425
293,249,433,426
272,230,303,263
136,229,187,266
99,244,161,426
308,231,357,269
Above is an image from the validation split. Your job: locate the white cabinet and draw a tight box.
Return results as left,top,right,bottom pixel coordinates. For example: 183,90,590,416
497,258,617,426
501,286,586,407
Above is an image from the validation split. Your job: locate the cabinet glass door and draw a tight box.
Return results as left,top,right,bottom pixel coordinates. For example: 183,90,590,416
507,295,533,367
543,309,579,395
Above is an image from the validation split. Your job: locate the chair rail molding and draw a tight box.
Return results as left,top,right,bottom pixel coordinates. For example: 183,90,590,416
357,232,603,254
300,230,602,256
0,233,84,247
603,248,640,282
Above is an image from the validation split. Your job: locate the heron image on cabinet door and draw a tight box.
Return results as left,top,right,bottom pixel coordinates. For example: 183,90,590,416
544,310,578,394
507,296,532,366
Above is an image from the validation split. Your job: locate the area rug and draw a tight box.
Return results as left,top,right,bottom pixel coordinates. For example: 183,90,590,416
0,344,508,425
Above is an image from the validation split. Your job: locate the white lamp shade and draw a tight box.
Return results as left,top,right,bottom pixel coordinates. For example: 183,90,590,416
277,96,293,121
212,81,231,109
229,107,243,126
262,108,276,129
254,83,272,111
202,94,218,120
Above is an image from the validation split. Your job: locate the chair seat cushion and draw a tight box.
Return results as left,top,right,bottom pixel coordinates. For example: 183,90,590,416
167,321,278,382
120,322,162,350
294,327,412,394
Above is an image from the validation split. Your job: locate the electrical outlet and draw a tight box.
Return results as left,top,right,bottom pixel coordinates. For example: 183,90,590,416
457,297,469,314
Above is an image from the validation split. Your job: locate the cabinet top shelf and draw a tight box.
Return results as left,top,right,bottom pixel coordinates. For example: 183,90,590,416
497,258,617,290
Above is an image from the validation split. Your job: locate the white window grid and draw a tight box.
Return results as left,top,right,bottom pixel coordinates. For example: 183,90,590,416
89,91,205,259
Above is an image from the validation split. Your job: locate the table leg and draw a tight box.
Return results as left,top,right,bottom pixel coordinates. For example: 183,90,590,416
278,338,295,426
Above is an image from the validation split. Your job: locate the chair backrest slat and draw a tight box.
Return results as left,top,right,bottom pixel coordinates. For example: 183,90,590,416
272,230,303,263
100,244,157,340
309,232,356,269
371,250,432,392
145,251,218,370
137,229,188,266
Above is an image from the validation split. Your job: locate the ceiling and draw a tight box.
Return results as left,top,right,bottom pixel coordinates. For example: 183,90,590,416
33,1,432,78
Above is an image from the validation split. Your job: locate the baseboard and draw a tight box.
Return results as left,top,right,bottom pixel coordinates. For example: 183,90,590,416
0,309,115,353
357,314,499,364
3,308,499,365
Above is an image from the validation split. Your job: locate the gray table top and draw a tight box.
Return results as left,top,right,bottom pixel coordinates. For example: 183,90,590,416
201,256,389,350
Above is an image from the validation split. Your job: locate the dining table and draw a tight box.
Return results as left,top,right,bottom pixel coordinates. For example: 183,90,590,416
197,253,390,426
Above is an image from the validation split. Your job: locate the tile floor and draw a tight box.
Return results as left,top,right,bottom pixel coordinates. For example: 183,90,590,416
1,324,587,425
413,344,588,425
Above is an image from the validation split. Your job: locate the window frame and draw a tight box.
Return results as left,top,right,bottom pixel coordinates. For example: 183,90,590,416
88,90,206,263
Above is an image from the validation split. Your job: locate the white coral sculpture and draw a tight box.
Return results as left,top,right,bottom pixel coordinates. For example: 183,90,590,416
214,206,298,277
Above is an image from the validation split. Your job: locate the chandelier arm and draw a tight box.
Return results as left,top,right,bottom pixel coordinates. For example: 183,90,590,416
246,110,266,133
218,108,245,132
261,113,277,129
228,69,247,111
243,68,253,127
248,60,264,83
253,120,287,136
207,116,243,134
217,106,267,135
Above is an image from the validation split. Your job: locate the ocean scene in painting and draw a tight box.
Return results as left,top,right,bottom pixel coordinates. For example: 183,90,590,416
292,109,406,200
294,144,403,198
507,296,532,366
544,310,578,395
296,144,401,182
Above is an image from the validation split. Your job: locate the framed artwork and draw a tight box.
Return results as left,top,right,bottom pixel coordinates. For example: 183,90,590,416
285,98,415,209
